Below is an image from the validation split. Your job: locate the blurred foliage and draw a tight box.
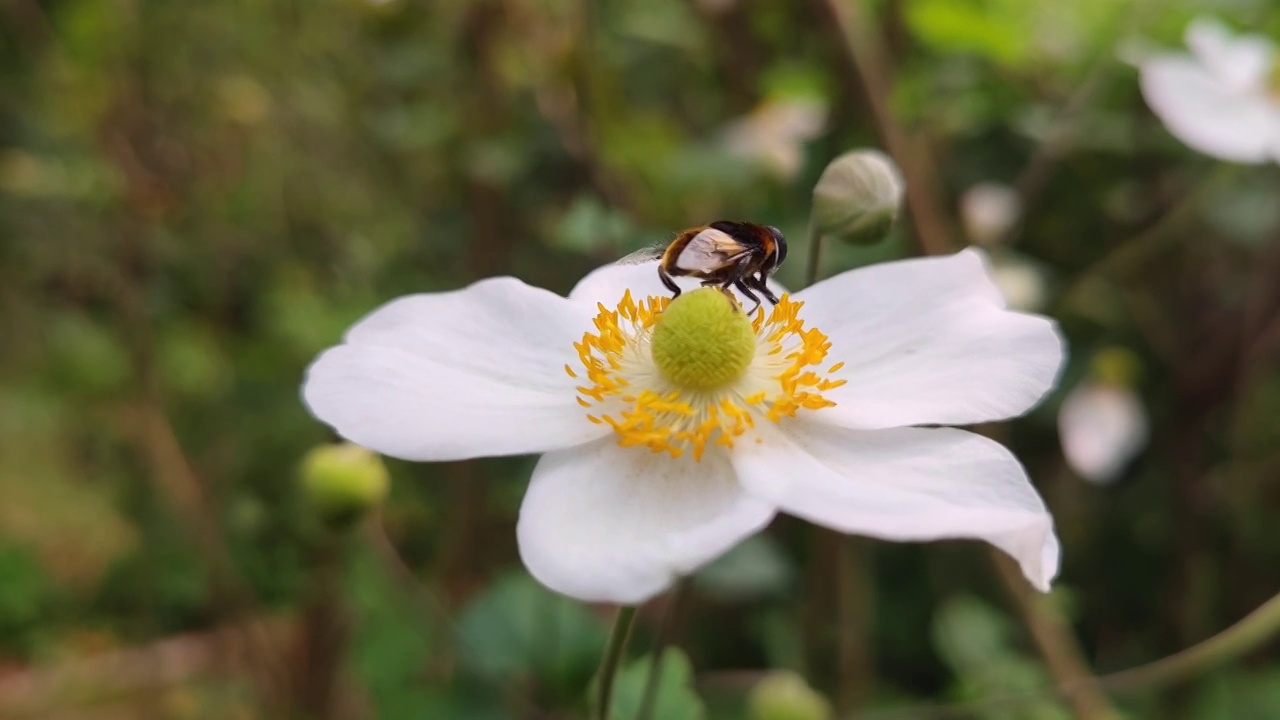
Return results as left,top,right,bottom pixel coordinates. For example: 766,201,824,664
2,0,1280,718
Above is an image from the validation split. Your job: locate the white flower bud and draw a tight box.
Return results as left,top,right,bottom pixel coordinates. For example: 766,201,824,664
960,182,1021,245
1058,348,1149,485
724,99,828,180
811,149,903,245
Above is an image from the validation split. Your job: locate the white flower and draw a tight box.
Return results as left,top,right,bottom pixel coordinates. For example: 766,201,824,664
1139,17,1280,163
1058,382,1148,484
1058,348,1149,485
302,249,1065,604
959,182,1021,246
723,99,828,180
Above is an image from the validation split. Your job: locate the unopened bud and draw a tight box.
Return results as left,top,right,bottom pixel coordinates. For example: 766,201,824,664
1091,346,1142,388
811,149,903,245
747,671,833,720
960,182,1021,245
300,443,390,530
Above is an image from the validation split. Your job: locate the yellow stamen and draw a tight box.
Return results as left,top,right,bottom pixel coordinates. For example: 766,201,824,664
572,290,845,461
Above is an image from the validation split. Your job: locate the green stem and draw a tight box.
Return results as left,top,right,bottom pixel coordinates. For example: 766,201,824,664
853,589,1280,719
804,224,823,287
596,606,638,720
1097,590,1280,691
635,645,666,720
636,578,692,720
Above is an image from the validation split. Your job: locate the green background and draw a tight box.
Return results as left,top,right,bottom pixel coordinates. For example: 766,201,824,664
2,0,1280,717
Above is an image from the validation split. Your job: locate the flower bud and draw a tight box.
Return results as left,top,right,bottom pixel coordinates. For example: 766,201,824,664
300,443,390,530
959,182,1021,245
1059,347,1148,485
1090,346,1142,388
811,149,903,245
747,671,833,720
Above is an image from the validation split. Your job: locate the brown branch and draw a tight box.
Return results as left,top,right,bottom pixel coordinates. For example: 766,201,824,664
817,0,955,256
989,550,1121,720
0,618,294,718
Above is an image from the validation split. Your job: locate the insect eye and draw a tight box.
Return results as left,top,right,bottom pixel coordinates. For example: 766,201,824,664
768,226,787,265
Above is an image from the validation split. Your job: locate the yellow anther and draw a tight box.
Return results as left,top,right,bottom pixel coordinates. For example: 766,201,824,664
572,292,841,460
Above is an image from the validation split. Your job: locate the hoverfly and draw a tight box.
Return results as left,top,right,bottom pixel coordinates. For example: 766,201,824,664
619,220,787,312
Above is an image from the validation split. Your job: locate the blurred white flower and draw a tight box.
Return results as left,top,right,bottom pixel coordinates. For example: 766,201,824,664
1139,17,1280,163
303,250,1064,603
960,182,1021,245
988,252,1048,313
1058,348,1149,485
723,99,827,180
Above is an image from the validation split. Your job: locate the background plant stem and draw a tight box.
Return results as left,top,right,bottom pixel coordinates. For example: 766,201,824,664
596,606,638,720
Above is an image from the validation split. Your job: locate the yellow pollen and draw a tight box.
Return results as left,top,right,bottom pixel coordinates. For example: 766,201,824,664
570,290,846,461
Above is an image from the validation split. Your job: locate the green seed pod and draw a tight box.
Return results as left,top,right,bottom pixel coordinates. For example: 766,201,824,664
811,149,903,245
300,443,390,530
747,671,834,720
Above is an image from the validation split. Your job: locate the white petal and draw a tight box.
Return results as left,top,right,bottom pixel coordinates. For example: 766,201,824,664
302,277,609,461
793,249,1064,429
1058,382,1149,484
517,439,776,604
1185,17,1275,92
1139,54,1279,163
732,420,1060,591
570,259,788,307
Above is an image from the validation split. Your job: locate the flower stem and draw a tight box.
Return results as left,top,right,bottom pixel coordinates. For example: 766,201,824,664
596,605,638,720
1098,588,1280,691
636,578,692,720
804,224,823,287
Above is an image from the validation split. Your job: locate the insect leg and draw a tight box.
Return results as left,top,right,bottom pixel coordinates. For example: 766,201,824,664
750,272,781,305
659,266,682,299
733,279,762,315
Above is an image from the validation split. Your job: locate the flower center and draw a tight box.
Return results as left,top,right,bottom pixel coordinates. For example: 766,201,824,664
651,289,756,389
568,288,846,460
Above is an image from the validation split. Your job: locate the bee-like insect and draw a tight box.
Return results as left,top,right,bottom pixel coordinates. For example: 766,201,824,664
619,220,787,312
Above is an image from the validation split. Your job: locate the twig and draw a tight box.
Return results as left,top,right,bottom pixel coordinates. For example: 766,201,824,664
0,618,294,718
835,537,875,712
989,550,1121,720
636,578,693,720
843,586,1280,719
818,0,955,256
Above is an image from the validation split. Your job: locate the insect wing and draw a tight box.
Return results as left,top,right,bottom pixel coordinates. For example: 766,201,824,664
615,244,667,265
673,227,749,272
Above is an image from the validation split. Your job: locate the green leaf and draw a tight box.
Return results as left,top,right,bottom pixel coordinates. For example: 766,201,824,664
695,534,795,601
905,0,1029,66
609,648,705,720
457,572,607,694
932,596,1074,720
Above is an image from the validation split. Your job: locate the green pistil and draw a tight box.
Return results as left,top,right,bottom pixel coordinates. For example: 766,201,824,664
650,288,756,390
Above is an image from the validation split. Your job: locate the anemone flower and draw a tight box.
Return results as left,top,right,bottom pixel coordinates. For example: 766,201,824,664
1139,17,1280,163
1058,348,1149,485
302,249,1065,604
1059,381,1148,485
